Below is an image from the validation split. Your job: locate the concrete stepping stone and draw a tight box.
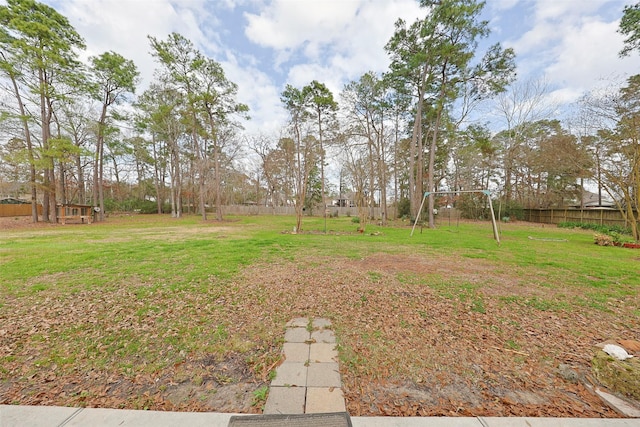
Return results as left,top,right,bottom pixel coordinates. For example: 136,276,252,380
309,343,338,363
284,328,310,343
262,386,305,415
286,318,309,328
312,318,332,329
271,362,307,387
264,318,346,415
305,387,346,413
307,363,341,388
311,329,335,343
282,343,309,363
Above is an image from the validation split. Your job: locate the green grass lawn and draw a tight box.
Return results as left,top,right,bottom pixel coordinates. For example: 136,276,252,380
0,214,638,415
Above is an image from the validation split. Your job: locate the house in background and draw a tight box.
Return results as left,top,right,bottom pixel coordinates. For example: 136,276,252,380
0,197,29,205
576,190,615,209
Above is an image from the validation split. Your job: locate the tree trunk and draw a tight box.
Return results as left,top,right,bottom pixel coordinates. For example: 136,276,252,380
94,102,108,221
318,115,327,225
4,60,38,222
204,111,224,221
427,66,449,229
410,65,429,221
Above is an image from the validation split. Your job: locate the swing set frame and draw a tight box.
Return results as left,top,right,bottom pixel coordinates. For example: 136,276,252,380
410,190,500,245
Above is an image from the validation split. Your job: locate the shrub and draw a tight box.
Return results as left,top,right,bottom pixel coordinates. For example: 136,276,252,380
594,233,614,246
104,198,169,214
558,222,632,237
397,198,410,219
351,216,360,224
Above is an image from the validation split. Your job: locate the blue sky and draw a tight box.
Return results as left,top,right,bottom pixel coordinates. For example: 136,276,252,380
41,0,640,134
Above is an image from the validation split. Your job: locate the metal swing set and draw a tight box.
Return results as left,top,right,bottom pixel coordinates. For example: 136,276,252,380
410,189,500,245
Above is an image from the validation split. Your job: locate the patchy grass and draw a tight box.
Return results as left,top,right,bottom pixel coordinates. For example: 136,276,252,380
0,215,638,416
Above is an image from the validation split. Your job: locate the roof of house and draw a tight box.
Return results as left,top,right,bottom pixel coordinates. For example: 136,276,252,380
0,197,29,205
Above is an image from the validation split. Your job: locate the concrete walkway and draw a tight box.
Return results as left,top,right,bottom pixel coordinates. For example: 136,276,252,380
263,317,346,415
2,405,639,426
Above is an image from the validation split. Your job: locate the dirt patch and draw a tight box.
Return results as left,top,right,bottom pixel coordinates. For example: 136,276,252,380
229,255,634,417
1,249,637,417
0,216,58,231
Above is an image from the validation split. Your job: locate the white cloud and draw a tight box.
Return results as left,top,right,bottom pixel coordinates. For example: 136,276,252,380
532,0,610,23
24,0,640,136
544,17,640,103
498,0,640,109
244,0,361,51
222,54,287,135
244,0,424,93
488,0,519,12
49,0,220,88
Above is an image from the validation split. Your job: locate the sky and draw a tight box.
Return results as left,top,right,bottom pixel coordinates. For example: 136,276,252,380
38,0,640,135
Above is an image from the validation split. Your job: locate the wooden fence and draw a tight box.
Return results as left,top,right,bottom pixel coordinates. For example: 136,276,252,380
221,205,389,218
523,208,635,228
1,203,387,219
0,204,42,217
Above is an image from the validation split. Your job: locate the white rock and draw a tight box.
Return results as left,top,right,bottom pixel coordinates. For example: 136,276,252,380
603,343,634,360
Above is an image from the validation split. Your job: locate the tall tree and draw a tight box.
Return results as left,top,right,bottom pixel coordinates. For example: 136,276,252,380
619,2,640,57
0,0,86,222
149,33,203,219
341,72,390,225
609,76,640,240
386,0,515,227
149,33,247,221
303,81,337,218
89,51,139,221
0,51,38,221
494,77,556,204
194,56,248,221
135,81,185,216
281,84,315,232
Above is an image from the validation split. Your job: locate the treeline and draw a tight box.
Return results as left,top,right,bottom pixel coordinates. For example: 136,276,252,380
1,0,639,239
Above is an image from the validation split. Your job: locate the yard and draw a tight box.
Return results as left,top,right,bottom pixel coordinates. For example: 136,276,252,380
0,214,638,417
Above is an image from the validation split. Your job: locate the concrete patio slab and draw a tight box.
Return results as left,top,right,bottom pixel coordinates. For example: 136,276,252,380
62,407,234,427
2,405,640,427
0,405,82,427
350,417,484,426
479,417,640,426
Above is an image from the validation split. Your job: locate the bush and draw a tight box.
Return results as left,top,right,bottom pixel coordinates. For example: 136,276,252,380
558,221,631,236
559,221,633,246
499,200,524,221
351,216,360,224
104,198,169,214
594,233,614,246
397,198,410,219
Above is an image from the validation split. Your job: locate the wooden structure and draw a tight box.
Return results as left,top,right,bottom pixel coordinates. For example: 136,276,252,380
523,208,636,229
56,204,94,225
0,203,42,217
411,190,500,245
